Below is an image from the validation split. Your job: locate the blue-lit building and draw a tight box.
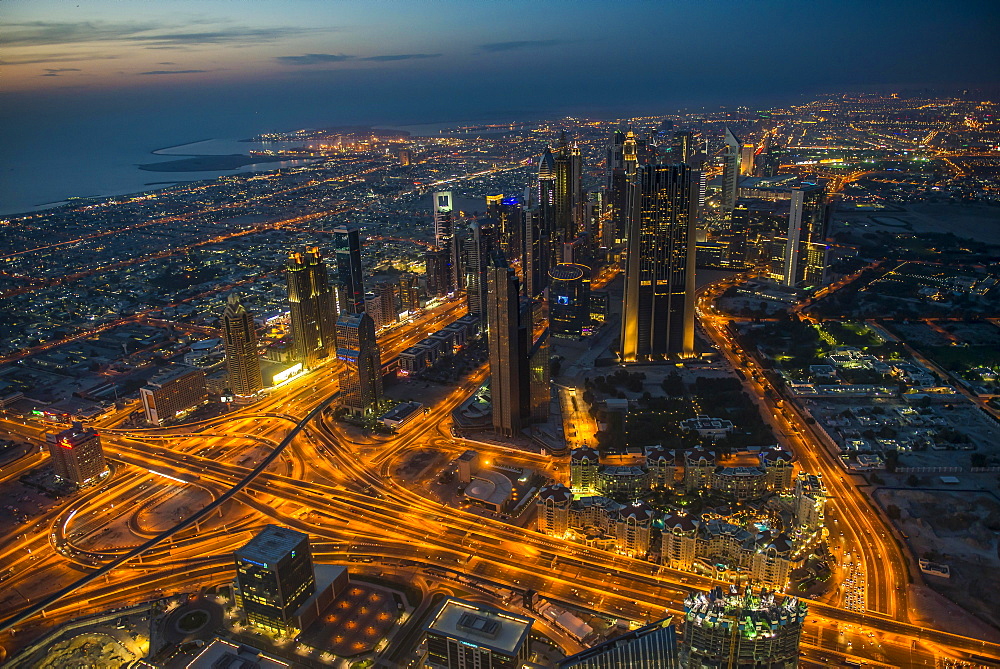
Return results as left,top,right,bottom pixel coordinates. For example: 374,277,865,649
549,263,591,338
234,525,316,635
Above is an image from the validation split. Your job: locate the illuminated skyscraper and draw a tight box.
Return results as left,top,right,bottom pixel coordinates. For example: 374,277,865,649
398,274,421,313
222,293,263,401
681,586,806,669
464,218,495,319
287,247,338,369
336,311,383,415
424,247,452,297
234,525,316,636
433,190,454,248
672,130,695,164
45,423,108,487
548,263,591,339
769,184,829,287
721,126,741,211
488,195,524,264
620,163,696,361
740,142,756,176
333,224,365,314
486,254,530,437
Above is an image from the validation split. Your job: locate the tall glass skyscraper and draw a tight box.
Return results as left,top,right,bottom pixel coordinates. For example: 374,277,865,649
333,224,365,314
336,311,383,415
234,525,316,636
222,293,263,401
620,163,696,361
286,247,337,369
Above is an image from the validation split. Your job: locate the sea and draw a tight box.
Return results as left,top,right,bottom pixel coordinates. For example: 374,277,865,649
0,116,529,217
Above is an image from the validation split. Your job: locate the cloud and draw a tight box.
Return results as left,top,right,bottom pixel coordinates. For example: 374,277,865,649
5,20,316,49
276,53,354,65
479,39,563,52
0,54,118,66
138,69,208,76
360,53,441,62
40,67,82,76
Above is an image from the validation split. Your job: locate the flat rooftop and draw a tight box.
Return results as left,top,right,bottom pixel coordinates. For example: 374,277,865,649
425,597,532,656
235,525,308,566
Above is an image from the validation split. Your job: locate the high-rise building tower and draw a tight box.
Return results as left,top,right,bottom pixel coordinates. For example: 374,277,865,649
45,423,108,487
620,163,696,361
560,618,679,669
486,254,529,437
333,224,365,314
548,263,591,338
398,274,421,313
336,311,383,415
433,191,454,248
721,127,741,212
424,247,452,297
222,293,263,402
488,195,524,264
673,130,695,164
234,525,316,636
681,586,806,669
287,247,338,369
528,325,550,422
740,142,756,176
464,218,495,320
773,184,829,288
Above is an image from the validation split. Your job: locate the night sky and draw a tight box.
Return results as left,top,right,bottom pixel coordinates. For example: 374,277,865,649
4,0,999,122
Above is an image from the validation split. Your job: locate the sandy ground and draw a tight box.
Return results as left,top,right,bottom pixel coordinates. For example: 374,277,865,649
835,203,1000,245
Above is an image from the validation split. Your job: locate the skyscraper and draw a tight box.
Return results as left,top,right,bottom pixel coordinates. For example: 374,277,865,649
740,142,756,176
45,423,108,487
464,218,495,319
333,224,365,314
486,254,529,437
528,326,551,422
336,311,383,415
424,246,452,297
620,163,696,361
222,293,263,402
672,130,695,164
432,190,454,248
548,263,591,339
398,274,421,313
722,126,741,211
772,184,829,287
488,195,524,264
234,525,316,636
681,586,806,669
287,247,338,369
559,618,679,669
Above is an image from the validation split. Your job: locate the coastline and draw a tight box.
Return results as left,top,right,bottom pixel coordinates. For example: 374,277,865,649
149,139,213,155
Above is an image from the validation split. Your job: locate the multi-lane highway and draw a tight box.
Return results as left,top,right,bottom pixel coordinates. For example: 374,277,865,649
0,287,998,667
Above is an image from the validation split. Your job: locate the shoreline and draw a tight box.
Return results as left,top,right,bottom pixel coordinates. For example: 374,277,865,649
137,154,299,173
149,139,214,155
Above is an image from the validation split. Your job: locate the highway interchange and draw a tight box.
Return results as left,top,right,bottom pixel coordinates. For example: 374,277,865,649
1,281,999,668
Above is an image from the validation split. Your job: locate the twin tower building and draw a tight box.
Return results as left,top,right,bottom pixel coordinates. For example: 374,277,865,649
223,225,381,414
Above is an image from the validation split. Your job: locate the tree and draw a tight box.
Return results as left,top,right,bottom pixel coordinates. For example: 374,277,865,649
886,504,901,520
906,474,920,487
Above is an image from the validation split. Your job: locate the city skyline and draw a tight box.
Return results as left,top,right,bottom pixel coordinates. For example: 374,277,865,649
1,3,1000,665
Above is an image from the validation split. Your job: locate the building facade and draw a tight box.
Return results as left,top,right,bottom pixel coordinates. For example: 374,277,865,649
424,598,533,669
287,247,338,369
140,365,208,426
620,162,696,361
336,311,383,415
234,525,316,636
221,293,263,402
45,422,108,487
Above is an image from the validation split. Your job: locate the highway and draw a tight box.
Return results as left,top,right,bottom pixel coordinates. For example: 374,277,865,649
0,287,998,666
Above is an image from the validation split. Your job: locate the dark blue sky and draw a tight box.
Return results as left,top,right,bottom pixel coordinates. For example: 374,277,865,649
2,0,999,142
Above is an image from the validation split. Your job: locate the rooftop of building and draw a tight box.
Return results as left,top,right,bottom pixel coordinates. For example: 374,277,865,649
185,638,289,668
425,597,532,656
146,364,202,387
235,525,309,567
